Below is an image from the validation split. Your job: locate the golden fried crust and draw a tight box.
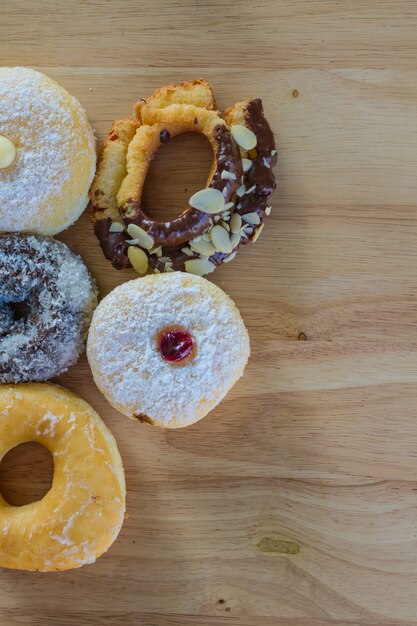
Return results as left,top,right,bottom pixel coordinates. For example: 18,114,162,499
134,79,215,121
224,99,252,126
90,118,138,222
0,383,125,571
118,104,226,208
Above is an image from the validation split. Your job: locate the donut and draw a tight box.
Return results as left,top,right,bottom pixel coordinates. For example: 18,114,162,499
87,272,250,428
91,79,276,276
0,234,98,383
0,67,96,235
0,383,125,571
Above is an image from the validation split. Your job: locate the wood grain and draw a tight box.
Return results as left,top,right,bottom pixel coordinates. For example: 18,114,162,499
1,1,417,625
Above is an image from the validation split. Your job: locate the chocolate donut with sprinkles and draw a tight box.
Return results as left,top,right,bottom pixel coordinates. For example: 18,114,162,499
91,79,277,276
0,234,98,383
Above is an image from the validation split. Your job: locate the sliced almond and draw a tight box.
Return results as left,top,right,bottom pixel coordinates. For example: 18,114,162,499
150,246,162,257
236,184,246,198
126,238,140,245
271,149,277,156
231,124,257,150
109,221,125,233
189,188,225,214
245,185,256,195
223,251,237,264
221,221,230,232
127,246,148,275
242,212,261,225
210,225,233,254
0,135,16,169
263,157,271,169
241,158,252,173
230,213,242,233
252,223,265,242
159,256,171,263
230,232,241,248
224,202,234,211
185,258,216,276
265,206,272,216
127,223,154,250
181,247,194,257
221,170,237,181
190,238,216,256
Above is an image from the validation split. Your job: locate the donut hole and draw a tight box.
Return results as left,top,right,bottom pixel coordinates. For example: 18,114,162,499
0,442,54,506
142,132,213,221
10,300,32,322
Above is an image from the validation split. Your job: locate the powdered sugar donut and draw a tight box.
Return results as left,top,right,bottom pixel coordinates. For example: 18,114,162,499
0,67,96,235
87,272,250,428
0,234,98,383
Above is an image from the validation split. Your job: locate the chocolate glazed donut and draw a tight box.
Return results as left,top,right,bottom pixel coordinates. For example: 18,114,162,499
91,80,277,276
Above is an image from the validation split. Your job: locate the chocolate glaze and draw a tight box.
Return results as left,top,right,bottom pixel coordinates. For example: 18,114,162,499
94,99,276,273
94,219,130,269
96,123,242,268
234,98,277,248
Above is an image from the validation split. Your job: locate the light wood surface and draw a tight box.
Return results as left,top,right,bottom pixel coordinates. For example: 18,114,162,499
1,1,417,624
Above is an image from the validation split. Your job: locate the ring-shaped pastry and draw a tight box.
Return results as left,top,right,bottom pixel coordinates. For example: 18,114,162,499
0,234,98,384
91,79,276,275
118,103,242,249
0,383,125,571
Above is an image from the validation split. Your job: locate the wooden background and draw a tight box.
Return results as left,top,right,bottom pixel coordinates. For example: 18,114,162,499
1,1,417,624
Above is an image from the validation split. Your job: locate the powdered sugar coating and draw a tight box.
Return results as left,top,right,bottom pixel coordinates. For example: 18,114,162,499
87,272,250,428
0,234,98,383
0,67,96,235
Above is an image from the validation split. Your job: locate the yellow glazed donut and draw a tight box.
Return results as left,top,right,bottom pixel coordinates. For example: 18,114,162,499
0,383,125,571
0,67,96,235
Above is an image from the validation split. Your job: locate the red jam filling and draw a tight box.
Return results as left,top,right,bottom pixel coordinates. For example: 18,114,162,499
158,329,194,362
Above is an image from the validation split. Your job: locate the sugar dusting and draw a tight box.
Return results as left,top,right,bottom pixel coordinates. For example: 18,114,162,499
88,273,250,427
0,67,95,233
0,234,98,383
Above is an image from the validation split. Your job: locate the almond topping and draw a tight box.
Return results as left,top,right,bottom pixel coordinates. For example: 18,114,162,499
189,238,216,256
241,158,253,173
223,251,237,264
0,135,16,169
189,188,225,214
252,223,265,242
231,124,257,150
221,170,237,181
210,225,233,254
230,232,241,249
242,212,261,225
109,222,125,233
185,258,216,276
230,213,242,233
127,224,154,250
127,247,148,275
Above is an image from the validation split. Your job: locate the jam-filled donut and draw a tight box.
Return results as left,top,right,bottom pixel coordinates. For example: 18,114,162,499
0,234,98,383
87,272,250,428
0,383,125,571
0,67,96,235
91,79,276,276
